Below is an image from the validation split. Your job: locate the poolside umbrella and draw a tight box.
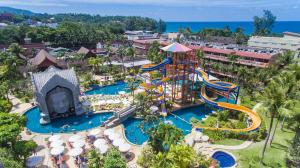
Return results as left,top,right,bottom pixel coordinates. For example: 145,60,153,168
123,101,130,105
68,148,83,157
161,42,192,53
107,100,114,104
26,156,43,168
201,135,209,142
97,100,106,105
119,143,131,153
49,135,61,142
89,129,101,136
69,135,82,142
195,132,203,141
82,100,91,106
113,100,121,104
150,106,159,112
95,144,109,154
104,129,114,136
50,140,64,148
108,133,121,141
50,146,64,156
112,138,125,147
94,139,106,147
118,91,126,95
72,140,85,148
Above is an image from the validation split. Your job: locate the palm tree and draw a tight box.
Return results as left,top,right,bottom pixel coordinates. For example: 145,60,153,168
127,47,135,68
87,149,104,168
116,45,126,73
196,50,205,70
127,77,137,104
237,66,248,85
259,74,297,161
228,52,238,81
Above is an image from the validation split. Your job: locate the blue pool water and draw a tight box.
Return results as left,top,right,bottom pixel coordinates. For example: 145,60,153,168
123,104,212,145
212,151,236,168
85,81,130,95
25,107,114,133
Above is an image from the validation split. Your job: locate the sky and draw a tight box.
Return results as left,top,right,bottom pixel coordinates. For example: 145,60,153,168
0,0,300,21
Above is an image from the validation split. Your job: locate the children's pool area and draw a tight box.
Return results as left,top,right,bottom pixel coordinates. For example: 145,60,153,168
123,104,212,145
85,81,130,95
25,107,114,133
212,151,236,168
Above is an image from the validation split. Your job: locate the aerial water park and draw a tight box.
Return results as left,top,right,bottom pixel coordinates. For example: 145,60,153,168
22,42,263,168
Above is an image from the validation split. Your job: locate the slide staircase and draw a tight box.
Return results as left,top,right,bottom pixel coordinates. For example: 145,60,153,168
105,105,137,128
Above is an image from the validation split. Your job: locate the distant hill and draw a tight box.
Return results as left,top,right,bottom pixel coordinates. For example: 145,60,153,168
0,6,36,16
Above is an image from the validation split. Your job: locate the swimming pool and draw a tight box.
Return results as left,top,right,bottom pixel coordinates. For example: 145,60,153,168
25,107,114,133
85,81,130,95
123,104,212,145
212,151,236,168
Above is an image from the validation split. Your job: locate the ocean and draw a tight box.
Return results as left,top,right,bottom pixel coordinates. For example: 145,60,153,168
165,21,300,35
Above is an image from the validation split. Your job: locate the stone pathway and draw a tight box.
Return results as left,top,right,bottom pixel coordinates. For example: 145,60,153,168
8,94,33,114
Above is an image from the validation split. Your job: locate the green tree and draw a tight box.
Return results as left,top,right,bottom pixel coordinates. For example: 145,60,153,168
127,77,138,104
14,140,37,164
147,41,163,64
0,112,26,147
103,148,126,168
157,19,166,34
116,45,126,73
87,149,104,168
196,50,205,71
253,10,276,36
148,123,184,153
127,47,136,68
0,148,23,168
88,57,103,74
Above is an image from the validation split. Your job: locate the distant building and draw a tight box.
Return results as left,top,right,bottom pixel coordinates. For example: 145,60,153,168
248,32,300,51
30,49,65,71
189,45,280,78
0,22,8,29
77,47,96,58
31,66,83,124
133,39,163,56
125,30,158,41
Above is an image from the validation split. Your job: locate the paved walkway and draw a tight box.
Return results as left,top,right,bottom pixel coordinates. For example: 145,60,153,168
210,141,252,150
8,94,33,114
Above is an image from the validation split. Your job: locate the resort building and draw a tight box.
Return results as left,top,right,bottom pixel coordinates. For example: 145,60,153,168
125,30,158,41
133,39,163,56
189,45,280,78
248,32,300,51
77,47,96,58
30,49,65,71
31,66,83,124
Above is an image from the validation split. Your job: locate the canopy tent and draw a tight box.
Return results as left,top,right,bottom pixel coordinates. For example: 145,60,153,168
202,135,209,142
72,140,85,148
50,146,65,156
50,140,64,148
95,144,109,154
161,42,192,53
104,129,115,136
26,156,44,168
195,131,203,141
118,143,131,153
69,135,82,142
94,139,106,147
49,135,62,142
108,133,121,141
68,148,83,157
89,129,101,136
112,138,125,147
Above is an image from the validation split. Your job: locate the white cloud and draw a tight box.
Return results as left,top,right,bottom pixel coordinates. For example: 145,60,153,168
0,0,299,8
0,0,67,7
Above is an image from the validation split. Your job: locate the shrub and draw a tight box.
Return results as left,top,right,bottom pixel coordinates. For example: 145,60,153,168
103,148,126,168
0,98,12,113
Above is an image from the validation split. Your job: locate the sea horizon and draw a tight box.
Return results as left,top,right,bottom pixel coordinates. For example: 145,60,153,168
165,21,300,34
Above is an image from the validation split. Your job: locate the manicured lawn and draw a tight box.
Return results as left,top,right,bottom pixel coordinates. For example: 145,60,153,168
231,104,296,168
213,139,245,146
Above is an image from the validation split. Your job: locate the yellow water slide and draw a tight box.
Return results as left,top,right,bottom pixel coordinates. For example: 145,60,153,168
197,71,262,132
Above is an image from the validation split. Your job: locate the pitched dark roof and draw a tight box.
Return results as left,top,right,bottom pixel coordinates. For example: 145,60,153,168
77,47,90,55
30,49,57,66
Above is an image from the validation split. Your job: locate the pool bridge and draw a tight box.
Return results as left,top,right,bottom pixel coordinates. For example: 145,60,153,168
104,105,137,128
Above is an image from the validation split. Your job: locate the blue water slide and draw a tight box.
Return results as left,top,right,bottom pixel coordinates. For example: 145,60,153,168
194,70,238,92
141,57,172,72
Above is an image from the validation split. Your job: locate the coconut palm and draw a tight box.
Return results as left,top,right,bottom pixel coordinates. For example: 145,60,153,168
116,45,126,73
228,52,238,81
196,50,205,70
127,47,135,68
259,74,298,161
87,149,104,168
